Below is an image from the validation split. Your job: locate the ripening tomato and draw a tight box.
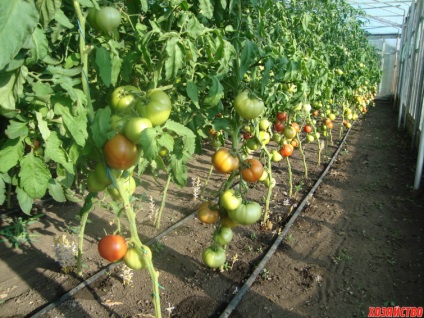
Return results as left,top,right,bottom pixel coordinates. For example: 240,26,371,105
221,215,238,228
277,111,288,122
291,122,300,133
259,119,270,130
197,201,220,224
104,134,138,170
136,90,172,126
283,126,297,140
280,143,294,157
290,139,299,148
241,158,264,183
303,124,313,133
233,90,264,119
98,235,127,262
211,148,240,174
202,246,226,268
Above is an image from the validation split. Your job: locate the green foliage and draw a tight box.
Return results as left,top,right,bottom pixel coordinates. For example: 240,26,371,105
0,0,380,217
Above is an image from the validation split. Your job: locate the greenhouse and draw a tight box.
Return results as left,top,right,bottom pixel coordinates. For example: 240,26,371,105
0,0,423,317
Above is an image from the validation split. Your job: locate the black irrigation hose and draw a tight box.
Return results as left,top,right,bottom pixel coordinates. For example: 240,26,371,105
29,126,351,318
218,127,352,318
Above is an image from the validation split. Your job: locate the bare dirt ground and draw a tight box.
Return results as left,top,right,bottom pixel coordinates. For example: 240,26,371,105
0,98,423,318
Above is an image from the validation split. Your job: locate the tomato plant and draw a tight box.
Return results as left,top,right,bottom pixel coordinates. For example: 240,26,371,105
228,201,262,225
98,235,127,262
241,158,264,183
202,246,226,269
233,90,264,119
212,148,240,174
103,134,138,170
197,201,220,224
136,90,172,126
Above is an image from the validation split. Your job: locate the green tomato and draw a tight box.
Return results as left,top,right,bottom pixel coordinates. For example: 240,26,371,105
202,246,226,268
259,118,270,130
306,134,315,143
110,115,127,133
271,150,283,162
220,189,242,211
124,117,153,144
87,172,107,192
263,177,276,189
246,137,260,150
111,86,140,112
123,246,152,270
233,90,264,120
136,90,172,126
95,7,121,33
107,176,136,201
213,227,233,246
228,201,262,225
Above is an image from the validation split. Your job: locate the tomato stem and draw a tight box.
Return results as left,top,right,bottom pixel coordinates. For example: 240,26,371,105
296,135,308,179
154,174,171,230
200,165,214,200
286,156,293,198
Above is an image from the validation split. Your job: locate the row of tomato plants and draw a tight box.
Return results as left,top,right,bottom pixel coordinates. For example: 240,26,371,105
0,0,379,317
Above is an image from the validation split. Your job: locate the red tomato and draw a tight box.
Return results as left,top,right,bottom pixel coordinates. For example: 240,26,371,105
291,122,300,133
277,111,288,122
303,124,313,133
280,143,294,157
98,235,127,262
103,134,138,170
274,120,284,133
241,158,264,183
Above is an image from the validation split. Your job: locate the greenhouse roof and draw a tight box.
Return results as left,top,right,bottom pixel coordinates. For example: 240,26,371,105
348,0,412,37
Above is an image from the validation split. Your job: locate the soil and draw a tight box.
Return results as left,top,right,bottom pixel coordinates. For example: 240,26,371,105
1,98,423,318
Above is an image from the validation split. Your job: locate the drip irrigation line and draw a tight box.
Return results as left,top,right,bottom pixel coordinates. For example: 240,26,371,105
218,127,352,318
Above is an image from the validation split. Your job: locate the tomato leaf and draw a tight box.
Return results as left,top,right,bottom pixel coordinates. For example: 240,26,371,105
199,0,214,19
170,154,188,187
0,138,25,173
16,186,33,215
90,107,113,149
47,179,67,202
186,81,200,109
5,120,28,140
35,112,51,141
204,76,224,107
35,0,62,28
19,152,52,199
0,174,6,206
165,38,184,80
53,9,74,29
157,133,175,153
163,120,196,156
45,132,74,173
139,128,159,161
54,103,88,147
95,46,112,87
0,71,18,111
26,27,49,65
0,0,39,70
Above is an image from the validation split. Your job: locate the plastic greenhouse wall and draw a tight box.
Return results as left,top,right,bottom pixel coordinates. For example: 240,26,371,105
392,0,424,190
